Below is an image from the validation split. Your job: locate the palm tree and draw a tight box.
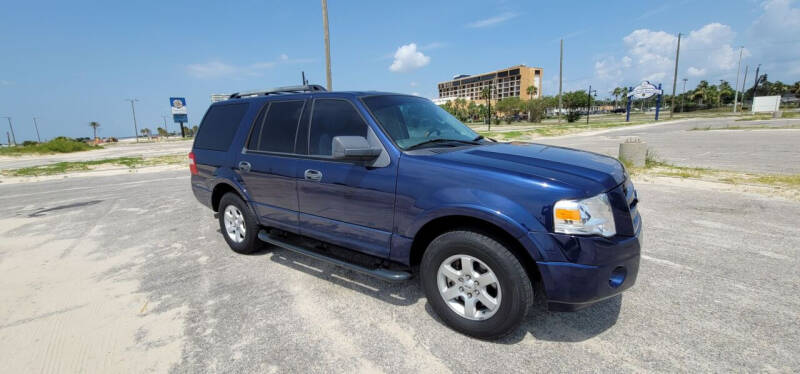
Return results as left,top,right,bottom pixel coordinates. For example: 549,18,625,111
691,80,710,105
89,121,100,139
526,85,538,100
612,87,622,109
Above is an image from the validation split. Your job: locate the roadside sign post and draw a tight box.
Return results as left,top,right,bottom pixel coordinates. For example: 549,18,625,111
170,97,188,137
626,81,663,122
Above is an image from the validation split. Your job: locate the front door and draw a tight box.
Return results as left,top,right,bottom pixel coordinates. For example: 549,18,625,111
236,100,306,234
296,98,397,258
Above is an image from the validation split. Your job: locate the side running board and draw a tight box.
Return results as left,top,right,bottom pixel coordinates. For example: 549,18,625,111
257,230,412,282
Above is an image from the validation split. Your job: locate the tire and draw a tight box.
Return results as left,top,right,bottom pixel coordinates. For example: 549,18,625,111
218,193,264,254
420,230,533,340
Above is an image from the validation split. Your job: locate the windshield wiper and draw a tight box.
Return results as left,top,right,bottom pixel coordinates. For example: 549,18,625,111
406,138,480,150
472,135,484,141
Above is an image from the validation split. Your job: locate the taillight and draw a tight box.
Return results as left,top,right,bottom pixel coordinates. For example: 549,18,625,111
188,151,198,175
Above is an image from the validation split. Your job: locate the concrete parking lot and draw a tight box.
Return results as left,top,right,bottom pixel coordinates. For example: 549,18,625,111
1,164,798,372
535,117,800,174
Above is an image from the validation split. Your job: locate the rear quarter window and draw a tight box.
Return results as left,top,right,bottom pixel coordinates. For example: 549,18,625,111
194,103,249,151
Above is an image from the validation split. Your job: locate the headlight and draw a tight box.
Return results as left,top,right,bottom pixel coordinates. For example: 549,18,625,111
553,193,616,237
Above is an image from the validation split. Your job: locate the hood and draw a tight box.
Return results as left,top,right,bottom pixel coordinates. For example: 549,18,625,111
433,142,626,193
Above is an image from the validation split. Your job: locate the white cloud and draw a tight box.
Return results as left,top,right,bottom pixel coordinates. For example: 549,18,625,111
593,22,750,92
410,81,418,87
389,43,430,73
467,12,517,28
187,54,313,78
687,67,706,76
747,0,800,77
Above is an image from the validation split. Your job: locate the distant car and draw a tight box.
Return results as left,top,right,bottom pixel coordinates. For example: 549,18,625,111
189,85,642,339
611,108,626,113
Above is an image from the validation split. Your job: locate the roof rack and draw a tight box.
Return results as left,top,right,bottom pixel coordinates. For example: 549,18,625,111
228,84,327,99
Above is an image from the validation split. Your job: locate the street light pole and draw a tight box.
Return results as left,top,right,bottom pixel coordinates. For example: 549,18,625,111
32,117,42,142
1,116,16,146
125,99,140,142
681,78,688,113
321,0,333,91
586,85,596,125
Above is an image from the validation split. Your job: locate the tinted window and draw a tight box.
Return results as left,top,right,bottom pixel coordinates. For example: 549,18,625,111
249,101,304,153
294,101,311,155
194,103,249,151
246,103,269,150
362,95,477,149
309,99,368,156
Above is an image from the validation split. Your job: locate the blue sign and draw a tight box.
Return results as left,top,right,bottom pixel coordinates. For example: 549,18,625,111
169,97,187,115
173,114,188,123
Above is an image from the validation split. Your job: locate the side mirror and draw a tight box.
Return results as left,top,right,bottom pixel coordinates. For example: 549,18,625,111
332,136,381,161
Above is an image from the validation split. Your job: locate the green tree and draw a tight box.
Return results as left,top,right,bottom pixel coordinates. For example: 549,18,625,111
157,127,168,137
89,121,100,139
526,85,538,100
691,80,710,104
562,91,589,122
525,98,547,123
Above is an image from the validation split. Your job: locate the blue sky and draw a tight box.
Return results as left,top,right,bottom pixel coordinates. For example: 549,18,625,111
1,0,798,141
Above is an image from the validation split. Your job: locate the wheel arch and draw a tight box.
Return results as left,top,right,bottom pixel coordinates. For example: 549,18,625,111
408,215,542,284
211,182,246,212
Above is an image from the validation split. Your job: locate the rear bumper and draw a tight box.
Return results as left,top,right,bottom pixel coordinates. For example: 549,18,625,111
191,176,213,210
534,229,642,312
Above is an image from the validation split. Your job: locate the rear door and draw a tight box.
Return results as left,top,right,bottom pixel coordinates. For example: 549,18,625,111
295,98,397,258
236,99,307,234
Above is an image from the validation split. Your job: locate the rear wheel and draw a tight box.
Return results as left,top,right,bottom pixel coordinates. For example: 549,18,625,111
218,193,264,254
420,230,533,339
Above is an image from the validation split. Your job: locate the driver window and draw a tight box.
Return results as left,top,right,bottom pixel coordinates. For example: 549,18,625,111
309,99,368,156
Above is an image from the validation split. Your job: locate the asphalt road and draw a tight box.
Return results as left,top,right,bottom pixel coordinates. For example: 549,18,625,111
1,169,798,372
534,117,800,174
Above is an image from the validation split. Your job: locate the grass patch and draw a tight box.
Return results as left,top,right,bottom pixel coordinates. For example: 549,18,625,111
3,154,186,177
0,138,101,156
752,174,800,187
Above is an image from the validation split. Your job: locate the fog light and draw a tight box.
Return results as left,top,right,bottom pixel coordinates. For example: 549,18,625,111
609,266,627,288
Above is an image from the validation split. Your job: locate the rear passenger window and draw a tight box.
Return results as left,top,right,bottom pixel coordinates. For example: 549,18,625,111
248,101,304,153
194,103,249,151
309,99,368,156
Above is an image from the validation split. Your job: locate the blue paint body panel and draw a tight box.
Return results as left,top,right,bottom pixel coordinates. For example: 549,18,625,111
190,91,642,311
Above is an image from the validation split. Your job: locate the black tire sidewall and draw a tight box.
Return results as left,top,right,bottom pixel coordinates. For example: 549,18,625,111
420,230,532,339
218,193,262,254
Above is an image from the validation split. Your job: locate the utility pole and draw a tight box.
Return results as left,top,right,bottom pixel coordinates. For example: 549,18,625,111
321,0,333,91
1,116,15,146
669,33,681,119
558,39,563,124
32,116,41,142
681,78,688,113
161,114,169,137
125,98,140,143
751,64,761,106
732,46,743,113
741,65,749,110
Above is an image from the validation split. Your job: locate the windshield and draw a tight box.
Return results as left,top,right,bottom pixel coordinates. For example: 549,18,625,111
362,95,479,150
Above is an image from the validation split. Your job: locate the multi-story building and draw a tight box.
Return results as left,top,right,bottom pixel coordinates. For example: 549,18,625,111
437,65,542,104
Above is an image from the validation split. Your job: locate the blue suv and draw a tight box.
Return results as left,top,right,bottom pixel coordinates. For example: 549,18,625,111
190,85,641,339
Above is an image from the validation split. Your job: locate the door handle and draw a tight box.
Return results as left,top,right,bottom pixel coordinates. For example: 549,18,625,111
238,161,251,172
304,169,322,181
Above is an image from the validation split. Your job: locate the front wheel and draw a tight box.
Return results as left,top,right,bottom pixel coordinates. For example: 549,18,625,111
420,230,533,339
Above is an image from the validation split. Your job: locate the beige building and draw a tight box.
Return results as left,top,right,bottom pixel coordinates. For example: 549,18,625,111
437,65,542,104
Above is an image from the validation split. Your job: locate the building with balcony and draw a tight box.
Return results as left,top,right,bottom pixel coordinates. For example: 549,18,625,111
437,65,542,104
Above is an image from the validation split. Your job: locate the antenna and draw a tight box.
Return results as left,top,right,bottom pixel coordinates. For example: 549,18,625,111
301,71,308,85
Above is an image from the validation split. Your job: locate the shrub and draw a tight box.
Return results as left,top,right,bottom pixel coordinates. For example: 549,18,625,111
566,111,582,122
0,138,99,155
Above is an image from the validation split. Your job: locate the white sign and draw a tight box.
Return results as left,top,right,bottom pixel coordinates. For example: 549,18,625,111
628,81,662,99
170,97,187,115
751,96,781,113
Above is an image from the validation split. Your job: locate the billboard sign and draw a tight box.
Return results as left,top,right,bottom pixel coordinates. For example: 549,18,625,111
628,81,662,99
170,97,187,115
751,96,780,113
172,114,188,123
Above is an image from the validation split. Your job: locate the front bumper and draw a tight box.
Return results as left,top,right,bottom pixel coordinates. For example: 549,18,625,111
530,228,642,312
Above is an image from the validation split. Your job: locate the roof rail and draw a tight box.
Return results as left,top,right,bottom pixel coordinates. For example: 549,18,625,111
228,84,327,99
